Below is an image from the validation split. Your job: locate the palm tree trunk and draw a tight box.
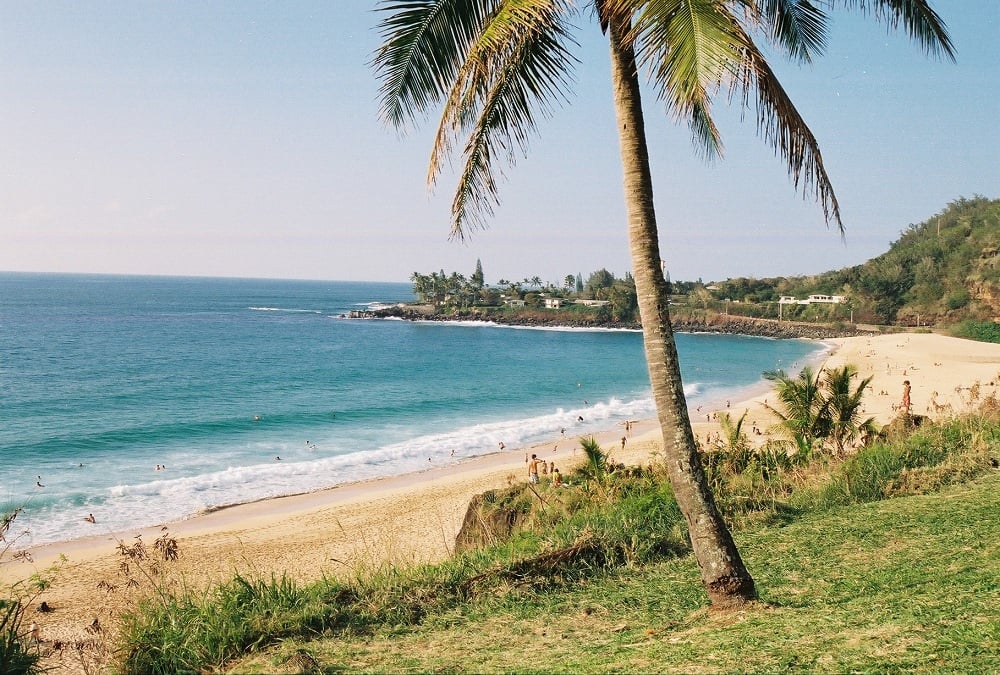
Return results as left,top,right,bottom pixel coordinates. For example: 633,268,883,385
607,14,755,608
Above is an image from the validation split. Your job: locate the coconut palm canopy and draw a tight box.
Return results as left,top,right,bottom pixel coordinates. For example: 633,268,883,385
374,0,952,238
373,0,953,607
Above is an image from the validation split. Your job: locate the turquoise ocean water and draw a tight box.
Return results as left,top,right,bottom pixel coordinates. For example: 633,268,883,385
0,273,825,547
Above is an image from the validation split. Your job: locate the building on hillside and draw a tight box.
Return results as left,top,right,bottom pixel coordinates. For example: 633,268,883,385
779,294,844,306
808,294,845,304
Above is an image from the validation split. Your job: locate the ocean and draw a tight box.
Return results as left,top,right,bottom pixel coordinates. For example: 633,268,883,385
0,273,825,548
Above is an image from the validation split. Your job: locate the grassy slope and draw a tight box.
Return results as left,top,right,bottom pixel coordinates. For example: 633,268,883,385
233,471,1000,674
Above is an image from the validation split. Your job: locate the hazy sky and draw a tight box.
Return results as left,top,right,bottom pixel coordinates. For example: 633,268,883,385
1,2,996,285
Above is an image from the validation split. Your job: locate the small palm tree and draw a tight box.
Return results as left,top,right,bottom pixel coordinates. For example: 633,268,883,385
717,410,753,474
764,366,828,458
765,364,878,458
579,435,609,482
823,365,878,455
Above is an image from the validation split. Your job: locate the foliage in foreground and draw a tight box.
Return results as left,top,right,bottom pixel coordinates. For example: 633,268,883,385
0,507,55,675
115,461,687,674
113,405,1000,674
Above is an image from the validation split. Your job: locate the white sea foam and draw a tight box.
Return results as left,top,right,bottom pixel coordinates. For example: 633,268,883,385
7,378,788,549
15,395,659,547
413,319,641,333
248,306,323,314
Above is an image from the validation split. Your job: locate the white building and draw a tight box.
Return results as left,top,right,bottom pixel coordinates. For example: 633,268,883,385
779,294,844,305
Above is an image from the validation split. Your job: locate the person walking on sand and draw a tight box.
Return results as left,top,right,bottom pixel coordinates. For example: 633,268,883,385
902,380,912,414
528,454,541,484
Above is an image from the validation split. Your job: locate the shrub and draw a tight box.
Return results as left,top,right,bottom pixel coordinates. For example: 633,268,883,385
951,319,1000,344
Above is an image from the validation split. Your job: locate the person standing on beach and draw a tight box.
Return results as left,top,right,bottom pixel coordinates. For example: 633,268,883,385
528,454,541,484
902,380,912,414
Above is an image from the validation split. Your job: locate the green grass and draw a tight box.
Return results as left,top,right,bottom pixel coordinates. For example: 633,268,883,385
112,409,1000,674
233,473,1000,674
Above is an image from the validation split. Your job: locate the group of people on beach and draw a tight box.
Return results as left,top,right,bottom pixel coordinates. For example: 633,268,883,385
527,453,561,485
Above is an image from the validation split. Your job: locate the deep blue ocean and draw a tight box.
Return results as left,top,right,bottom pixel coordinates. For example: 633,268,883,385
0,273,824,547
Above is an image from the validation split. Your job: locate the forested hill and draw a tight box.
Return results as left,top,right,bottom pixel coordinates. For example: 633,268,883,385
708,196,999,326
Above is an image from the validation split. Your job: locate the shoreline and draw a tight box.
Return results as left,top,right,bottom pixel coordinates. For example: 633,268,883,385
350,305,875,340
6,330,823,554
1,417,663,574
5,332,1000,656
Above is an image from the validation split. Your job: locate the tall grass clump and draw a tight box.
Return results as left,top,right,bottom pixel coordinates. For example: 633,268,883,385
117,573,330,675
0,587,37,675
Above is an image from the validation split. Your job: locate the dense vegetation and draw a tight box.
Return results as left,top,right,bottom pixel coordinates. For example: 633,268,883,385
409,262,641,324
705,196,1000,326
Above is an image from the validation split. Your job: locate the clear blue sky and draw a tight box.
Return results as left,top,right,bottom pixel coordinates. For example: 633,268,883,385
1,2,996,285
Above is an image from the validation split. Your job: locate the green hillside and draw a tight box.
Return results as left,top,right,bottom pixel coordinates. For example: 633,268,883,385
706,196,1000,326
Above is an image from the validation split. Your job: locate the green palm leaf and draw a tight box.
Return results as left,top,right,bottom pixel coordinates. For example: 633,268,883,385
760,0,830,63
840,0,955,59
440,0,579,235
375,0,498,127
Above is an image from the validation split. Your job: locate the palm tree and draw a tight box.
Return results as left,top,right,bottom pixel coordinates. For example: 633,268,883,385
717,409,753,474
764,364,878,457
822,365,878,456
374,0,952,607
764,365,829,458
579,435,609,483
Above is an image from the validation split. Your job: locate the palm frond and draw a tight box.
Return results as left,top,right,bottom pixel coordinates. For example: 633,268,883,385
729,24,843,230
838,0,955,60
630,0,754,160
579,435,608,480
439,0,579,237
758,0,830,63
374,0,499,129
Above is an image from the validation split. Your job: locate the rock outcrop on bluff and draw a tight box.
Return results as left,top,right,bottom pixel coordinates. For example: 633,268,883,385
347,305,875,340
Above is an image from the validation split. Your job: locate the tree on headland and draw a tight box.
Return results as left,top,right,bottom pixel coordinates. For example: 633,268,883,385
471,258,485,290
375,0,953,607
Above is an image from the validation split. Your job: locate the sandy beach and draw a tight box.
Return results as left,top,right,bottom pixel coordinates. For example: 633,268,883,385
5,332,1000,665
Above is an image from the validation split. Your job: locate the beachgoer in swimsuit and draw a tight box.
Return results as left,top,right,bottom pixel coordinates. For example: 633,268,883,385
528,454,541,484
